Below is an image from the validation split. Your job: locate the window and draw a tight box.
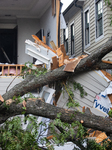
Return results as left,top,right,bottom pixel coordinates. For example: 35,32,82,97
84,9,90,46
71,23,74,55
63,26,68,53
95,0,103,38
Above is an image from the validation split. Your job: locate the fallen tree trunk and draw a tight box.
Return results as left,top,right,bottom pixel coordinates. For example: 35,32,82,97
2,37,112,100
0,98,112,134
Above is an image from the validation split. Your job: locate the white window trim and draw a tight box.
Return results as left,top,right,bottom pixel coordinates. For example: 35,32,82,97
38,86,55,123
70,21,75,56
84,6,90,49
94,0,104,42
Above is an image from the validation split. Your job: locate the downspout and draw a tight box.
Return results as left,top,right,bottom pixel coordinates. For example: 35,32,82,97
74,0,84,53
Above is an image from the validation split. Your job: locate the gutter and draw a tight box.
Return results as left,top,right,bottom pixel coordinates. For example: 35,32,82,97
63,1,74,16
74,0,84,53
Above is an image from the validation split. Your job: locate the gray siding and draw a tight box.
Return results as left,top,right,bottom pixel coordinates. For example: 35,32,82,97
83,0,109,54
61,0,111,57
106,0,112,38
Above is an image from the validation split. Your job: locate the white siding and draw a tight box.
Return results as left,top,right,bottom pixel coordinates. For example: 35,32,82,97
0,76,23,95
57,71,109,117
40,6,57,47
17,18,40,64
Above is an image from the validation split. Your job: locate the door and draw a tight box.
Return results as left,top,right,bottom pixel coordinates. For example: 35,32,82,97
0,27,17,64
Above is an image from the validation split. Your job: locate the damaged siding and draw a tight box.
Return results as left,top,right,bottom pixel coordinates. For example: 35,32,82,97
57,71,109,117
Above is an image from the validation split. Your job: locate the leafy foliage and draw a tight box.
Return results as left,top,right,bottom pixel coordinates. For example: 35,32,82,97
108,109,112,118
73,81,87,98
21,62,47,79
0,116,40,150
105,0,112,25
63,81,87,109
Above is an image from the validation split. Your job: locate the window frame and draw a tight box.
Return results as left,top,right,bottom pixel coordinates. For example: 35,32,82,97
70,22,75,56
95,0,104,42
63,26,68,54
84,7,90,49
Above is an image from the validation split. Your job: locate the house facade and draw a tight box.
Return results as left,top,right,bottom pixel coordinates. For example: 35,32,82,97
57,0,112,118
0,0,60,64
0,0,61,96
60,0,112,57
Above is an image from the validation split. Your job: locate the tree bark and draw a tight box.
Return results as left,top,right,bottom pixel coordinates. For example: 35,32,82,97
1,98,112,134
2,37,112,101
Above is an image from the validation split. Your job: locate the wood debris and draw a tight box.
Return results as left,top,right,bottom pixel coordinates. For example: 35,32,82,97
22,100,26,110
0,95,4,102
6,99,13,105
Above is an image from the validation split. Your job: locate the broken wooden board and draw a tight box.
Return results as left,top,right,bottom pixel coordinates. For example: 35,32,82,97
64,58,80,72
56,47,62,56
52,0,56,16
101,70,112,81
43,36,46,44
56,0,60,47
25,39,57,69
52,56,58,70
0,95,4,102
60,44,66,57
59,54,64,67
50,41,57,51
102,51,112,64
32,35,56,54
63,55,88,72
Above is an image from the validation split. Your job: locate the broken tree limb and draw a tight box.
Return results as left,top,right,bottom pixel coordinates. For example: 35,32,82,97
1,98,112,134
2,37,112,101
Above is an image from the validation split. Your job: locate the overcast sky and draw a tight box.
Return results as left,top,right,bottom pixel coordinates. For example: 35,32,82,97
61,0,73,12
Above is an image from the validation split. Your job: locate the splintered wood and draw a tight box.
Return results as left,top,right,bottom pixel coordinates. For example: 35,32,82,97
32,35,56,54
0,95,4,102
32,35,88,72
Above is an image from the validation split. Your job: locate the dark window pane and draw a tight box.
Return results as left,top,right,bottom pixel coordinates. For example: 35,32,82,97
71,24,74,55
96,0,103,38
85,10,90,46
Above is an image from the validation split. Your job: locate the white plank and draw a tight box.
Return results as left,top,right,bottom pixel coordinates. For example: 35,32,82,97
88,71,109,87
74,89,95,103
73,77,101,94
91,107,106,117
76,73,106,91
73,92,93,107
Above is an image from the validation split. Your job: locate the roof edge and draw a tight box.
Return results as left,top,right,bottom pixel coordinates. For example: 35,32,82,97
63,1,74,16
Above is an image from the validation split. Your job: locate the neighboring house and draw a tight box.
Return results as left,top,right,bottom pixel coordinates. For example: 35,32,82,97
60,0,112,57
57,0,112,119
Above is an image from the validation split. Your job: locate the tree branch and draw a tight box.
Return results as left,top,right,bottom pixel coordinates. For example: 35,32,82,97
2,37,112,101
1,98,112,134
